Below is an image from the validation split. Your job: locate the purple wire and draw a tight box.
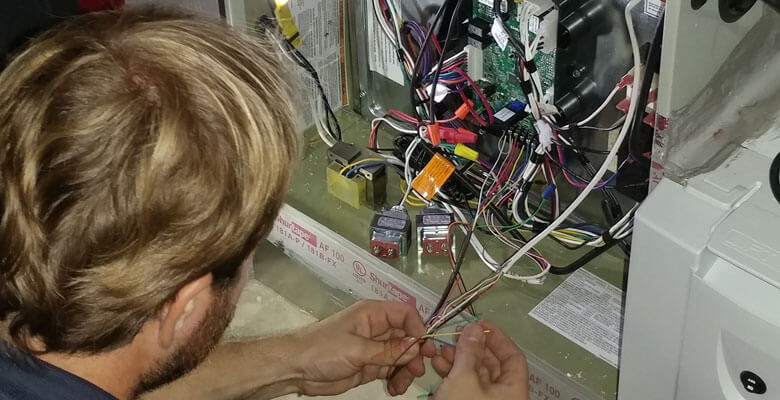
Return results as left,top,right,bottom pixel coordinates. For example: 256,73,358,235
405,20,432,75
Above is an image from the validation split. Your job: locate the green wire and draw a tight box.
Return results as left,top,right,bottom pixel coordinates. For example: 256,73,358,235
478,199,547,232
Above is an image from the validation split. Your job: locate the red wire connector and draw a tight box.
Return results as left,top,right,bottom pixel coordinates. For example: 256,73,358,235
455,100,475,120
428,123,441,146
439,127,478,144
618,73,634,89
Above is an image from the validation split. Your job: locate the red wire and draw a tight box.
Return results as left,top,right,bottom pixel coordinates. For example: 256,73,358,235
452,67,494,124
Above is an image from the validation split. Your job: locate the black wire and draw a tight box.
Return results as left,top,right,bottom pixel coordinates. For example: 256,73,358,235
409,1,453,120
576,118,627,132
555,140,610,155
493,0,526,60
257,15,343,141
771,152,780,205
431,230,473,318
288,46,343,141
548,238,618,275
545,151,593,183
627,11,664,166
428,0,464,122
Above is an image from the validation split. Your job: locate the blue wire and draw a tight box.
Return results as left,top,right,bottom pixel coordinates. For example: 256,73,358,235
345,161,393,178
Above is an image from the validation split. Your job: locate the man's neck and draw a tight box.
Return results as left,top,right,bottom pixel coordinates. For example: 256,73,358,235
38,345,145,400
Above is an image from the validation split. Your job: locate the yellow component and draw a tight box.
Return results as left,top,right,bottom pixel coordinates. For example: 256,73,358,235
454,144,479,162
274,0,301,48
327,162,367,209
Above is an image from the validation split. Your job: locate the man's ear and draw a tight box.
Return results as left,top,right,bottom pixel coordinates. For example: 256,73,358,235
157,273,214,349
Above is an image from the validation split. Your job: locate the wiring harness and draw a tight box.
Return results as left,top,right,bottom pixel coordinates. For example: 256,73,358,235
293,0,659,335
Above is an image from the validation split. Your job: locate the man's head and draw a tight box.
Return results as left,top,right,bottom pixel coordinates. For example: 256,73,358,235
0,5,298,390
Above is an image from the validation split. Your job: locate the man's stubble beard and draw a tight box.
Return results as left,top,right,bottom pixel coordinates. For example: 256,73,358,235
134,285,236,397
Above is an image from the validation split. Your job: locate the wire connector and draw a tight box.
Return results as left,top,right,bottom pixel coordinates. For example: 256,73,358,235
542,184,557,200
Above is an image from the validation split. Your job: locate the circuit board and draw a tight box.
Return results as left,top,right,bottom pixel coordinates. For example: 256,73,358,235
472,1,558,132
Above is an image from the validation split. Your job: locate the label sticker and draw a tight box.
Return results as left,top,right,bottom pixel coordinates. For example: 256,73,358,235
412,153,456,201
644,0,665,18
491,18,510,51
422,214,451,226
479,0,508,12
529,269,623,368
528,15,541,35
366,0,405,85
494,107,516,122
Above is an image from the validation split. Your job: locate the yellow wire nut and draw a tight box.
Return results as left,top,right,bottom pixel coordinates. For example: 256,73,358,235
274,1,301,48
454,144,479,161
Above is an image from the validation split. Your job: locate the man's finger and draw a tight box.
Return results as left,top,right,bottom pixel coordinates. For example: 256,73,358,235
478,320,528,384
450,324,487,374
363,337,420,366
420,339,437,358
359,300,426,339
387,365,415,395
431,355,452,377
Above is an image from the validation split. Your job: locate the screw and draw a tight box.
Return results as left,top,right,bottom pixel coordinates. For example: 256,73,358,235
387,249,394,256
571,65,586,79
359,90,367,98
373,246,380,254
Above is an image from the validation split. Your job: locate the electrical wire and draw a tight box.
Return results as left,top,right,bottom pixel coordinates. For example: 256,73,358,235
771,151,780,205
499,0,644,275
627,10,665,166
409,1,453,120
428,0,465,123
423,0,645,331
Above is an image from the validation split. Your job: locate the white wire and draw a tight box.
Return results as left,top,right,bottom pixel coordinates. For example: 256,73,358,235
372,117,418,134
314,96,336,147
399,137,421,206
498,0,644,275
564,85,621,129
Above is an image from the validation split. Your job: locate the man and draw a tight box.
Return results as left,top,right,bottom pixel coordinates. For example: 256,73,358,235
0,7,528,400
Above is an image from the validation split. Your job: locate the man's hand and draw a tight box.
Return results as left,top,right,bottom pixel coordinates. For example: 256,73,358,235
430,320,529,400
288,300,435,396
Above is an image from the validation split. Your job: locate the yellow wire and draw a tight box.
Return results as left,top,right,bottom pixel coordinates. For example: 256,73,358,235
339,158,387,175
473,145,525,229
400,180,426,207
421,330,491,339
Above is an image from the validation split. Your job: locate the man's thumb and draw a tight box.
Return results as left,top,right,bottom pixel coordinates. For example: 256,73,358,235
451,324,486,374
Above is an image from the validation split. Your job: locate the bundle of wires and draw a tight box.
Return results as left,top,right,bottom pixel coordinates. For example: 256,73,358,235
362,0,651,336
256,15,342,147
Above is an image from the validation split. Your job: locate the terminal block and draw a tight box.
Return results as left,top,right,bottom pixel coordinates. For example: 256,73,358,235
416,207,454,257
326,142,387,209
369,207,412,259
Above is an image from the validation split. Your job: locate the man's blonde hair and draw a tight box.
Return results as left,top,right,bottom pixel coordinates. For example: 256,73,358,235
0,7,299,353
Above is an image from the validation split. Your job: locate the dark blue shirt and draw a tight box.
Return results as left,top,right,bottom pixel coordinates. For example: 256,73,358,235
0,341,116,400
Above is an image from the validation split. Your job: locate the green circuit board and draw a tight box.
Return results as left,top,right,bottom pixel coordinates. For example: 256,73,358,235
472,2,557,132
